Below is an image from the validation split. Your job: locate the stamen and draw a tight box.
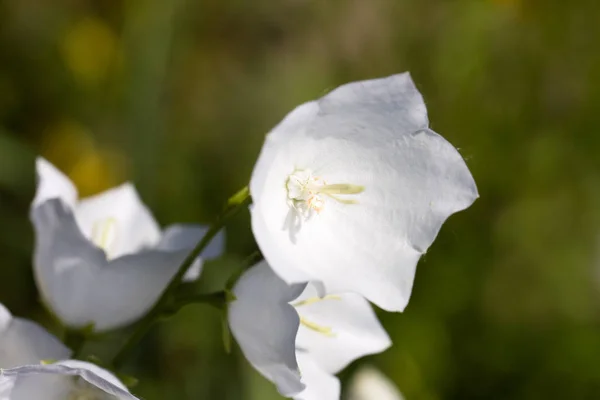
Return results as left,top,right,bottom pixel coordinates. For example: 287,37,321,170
294,295,341,337
299,316,335,337
91,217,117,255
311,183,365,195
285,169,363,221
292,295,341,308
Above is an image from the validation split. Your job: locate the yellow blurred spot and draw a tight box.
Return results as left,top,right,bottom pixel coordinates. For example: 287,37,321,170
61,17,120,86
70,149,127,197
41,120,127,196
42,120,95,165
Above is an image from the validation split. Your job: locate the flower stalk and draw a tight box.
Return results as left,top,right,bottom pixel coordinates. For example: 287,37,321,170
111,187,251,369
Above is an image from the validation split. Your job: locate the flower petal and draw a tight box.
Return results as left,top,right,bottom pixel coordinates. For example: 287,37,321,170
294,353,340,400
347,366,404,400
228,262,306,397
87,249,191,330
31,199,190,331
31,198,107,329
250,101,320,211
317,72,428,131
294,284,390,374
250,209,313,282
0,372,69,400
32,158,78,209
157,224,225,282
57,360,132,396
73,183,161,258
0,304,71,368
250,73,478,312
0,375,15,398
2,360,138,399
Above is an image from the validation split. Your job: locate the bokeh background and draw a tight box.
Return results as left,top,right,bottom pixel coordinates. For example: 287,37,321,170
2,0,600,399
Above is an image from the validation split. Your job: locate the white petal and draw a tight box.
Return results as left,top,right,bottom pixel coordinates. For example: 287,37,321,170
294,284,390,374
0,375,15,399
32,199,107,328
57,360,132,395
74,183,161,258
318,72,428,131
250,210,313,282
294,353,340,400
347,366,404,400
32,158,78,209
250,101,320,215
158,224,224,258
250,73,478,311
157,224,225,282
0,303,71,368
86,249,192,330
0,304,10,331
0,372,69,400
31,199,190,331
2,360,138,399
228,262,306,397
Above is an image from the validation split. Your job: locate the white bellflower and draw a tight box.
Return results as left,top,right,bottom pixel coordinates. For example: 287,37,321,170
31,158,224,331
228,262,390,400
250,73,478,311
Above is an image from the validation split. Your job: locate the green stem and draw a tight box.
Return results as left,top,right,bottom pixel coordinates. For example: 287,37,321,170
111,187,251,369
173,291,227,310
64,329,87,358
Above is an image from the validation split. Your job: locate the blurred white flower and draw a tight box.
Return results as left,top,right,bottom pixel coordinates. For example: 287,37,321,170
250,73,478,312
30,158,225,331
347,366,404,400
228,262,390,400
0,303,137,399
0,360,138,400
0,303,71,368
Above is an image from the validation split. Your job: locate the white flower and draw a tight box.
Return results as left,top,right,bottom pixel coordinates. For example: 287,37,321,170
0,360,138,400
30,158,225,331
347,366,404,400
250,73,478,312
0,303,71,368
228,262,390,400
0,303,137,399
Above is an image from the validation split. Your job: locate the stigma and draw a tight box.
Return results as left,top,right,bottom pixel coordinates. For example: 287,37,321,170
285,169,364,220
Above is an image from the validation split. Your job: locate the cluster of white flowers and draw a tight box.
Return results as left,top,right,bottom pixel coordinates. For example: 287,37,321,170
227,73,478,399
1,159,223,398
0,73,476,399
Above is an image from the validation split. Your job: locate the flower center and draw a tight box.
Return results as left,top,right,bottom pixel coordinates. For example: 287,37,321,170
90,218,118,258
285,169,364,220
293,295,341,337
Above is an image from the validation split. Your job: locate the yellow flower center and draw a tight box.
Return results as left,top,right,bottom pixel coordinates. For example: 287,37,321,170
285,169,364,220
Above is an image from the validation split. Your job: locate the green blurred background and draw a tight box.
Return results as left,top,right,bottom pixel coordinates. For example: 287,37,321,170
2,0,600,398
